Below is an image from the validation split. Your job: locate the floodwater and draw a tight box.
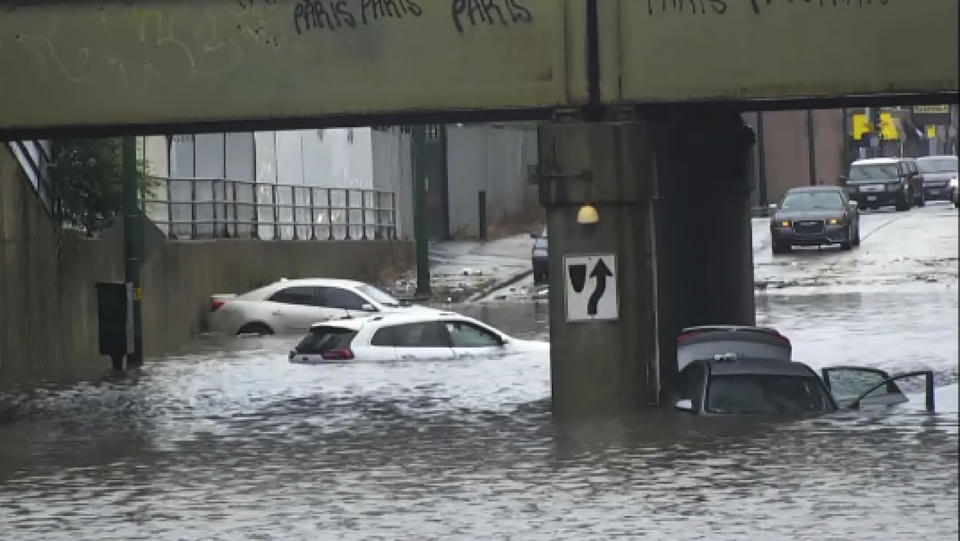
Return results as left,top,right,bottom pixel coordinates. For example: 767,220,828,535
1,207,958,539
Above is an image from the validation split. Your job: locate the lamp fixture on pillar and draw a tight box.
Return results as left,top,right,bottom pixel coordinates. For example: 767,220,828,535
577,204,599,225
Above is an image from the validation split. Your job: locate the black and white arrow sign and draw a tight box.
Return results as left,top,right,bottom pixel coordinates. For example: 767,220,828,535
564,254,619,322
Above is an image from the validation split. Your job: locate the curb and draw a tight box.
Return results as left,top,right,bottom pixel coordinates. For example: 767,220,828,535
468,269,534,302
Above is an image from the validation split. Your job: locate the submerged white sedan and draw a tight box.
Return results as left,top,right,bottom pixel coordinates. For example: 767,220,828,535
206,278,437,336
288,312,549,363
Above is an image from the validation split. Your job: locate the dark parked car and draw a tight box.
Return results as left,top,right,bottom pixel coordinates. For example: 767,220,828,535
841,157,924,211
666,326,936,416
769,186,860,254
530,227,548,284
916,155,958,203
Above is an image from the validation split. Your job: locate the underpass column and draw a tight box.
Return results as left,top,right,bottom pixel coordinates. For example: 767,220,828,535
650,107,758,389
540,120,659,415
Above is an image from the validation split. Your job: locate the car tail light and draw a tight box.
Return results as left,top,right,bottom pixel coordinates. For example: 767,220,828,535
209,298,225,312
677,331,702,343
321,348,354,360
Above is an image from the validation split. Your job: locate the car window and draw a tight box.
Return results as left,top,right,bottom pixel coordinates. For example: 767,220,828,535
706,375,833,414
444,321,501,347
849,164,899,180
321,287,367,311
268,287,319,306
388,322,449,348
295,327,356,354
917,157,958,173
781,191,844,211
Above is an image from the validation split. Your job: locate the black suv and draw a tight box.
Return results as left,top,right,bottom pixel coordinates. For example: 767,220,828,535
842,158,925,211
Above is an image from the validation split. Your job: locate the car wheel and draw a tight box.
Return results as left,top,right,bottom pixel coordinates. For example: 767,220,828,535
841,225,853,250
772,241,790,255
533,271,547,284
917,191,926,207
237,322,274,336
853,223,861,246
895,196,910,212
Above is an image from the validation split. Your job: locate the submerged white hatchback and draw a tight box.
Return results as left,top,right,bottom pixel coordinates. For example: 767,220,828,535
288,312,549,363
206,278,437,336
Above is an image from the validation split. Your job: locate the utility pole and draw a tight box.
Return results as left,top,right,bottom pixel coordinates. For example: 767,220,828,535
411,125,431,298
806,109,817,185
756,111,768,207
121,136,143,367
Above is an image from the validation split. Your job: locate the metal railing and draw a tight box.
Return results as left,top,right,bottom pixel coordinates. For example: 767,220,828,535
7,140,59,217
145,177,397,241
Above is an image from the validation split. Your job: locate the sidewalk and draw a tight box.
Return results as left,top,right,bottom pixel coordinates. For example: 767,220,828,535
392,234,536,302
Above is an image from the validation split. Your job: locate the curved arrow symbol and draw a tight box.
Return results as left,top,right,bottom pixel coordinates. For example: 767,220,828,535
587,259,613,316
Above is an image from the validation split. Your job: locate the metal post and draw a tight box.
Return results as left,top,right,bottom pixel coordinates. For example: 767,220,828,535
309,187,317,240
806,109,817,186
291,185,298,240
232,181,238,238
166,177,174,239
344,190,352,240
122,136,143,367
327,189,334,240
478,190,487,241
361,190,368,240
391,192,397,240
190,178,197,239
756,112,768,207
440,124,451,240
412,125,431,297
272,183,280,240
212,181,219,238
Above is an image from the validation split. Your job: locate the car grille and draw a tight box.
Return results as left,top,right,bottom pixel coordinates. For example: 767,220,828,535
793,220,825,235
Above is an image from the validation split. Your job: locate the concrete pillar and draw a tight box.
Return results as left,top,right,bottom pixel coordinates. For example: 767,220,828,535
540,121,660,415
541,108,756,416
650,107,757,388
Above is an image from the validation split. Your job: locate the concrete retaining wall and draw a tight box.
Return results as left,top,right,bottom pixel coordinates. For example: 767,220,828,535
0,145,413,388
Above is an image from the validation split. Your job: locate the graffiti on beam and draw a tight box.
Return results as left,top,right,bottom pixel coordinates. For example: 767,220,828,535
451,0,533,33
647,0,891,16
294,0,423,34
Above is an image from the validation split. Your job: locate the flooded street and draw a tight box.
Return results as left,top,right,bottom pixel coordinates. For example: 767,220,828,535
1,206,957,540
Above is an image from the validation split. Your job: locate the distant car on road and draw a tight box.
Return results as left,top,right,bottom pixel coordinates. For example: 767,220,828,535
769,186,860,254
666,326,935,416
289,312,548,363
842,157,924,211
207,278,435,336
530,227,548,284
916,155,959,204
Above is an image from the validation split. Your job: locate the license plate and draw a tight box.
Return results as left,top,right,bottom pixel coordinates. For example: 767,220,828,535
867,195,878,201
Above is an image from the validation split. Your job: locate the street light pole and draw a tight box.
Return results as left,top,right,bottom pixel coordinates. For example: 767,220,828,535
121,136,143,367
411,125,431,298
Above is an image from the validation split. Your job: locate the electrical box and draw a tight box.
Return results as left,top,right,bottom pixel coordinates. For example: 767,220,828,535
96,282,134,360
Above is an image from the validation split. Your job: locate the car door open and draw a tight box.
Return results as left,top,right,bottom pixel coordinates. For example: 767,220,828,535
821,366,935,411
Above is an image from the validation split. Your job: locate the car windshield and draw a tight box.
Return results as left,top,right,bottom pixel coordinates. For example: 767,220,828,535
848,164,899,181
357,284,401,307
916,157,958,174
706,374,834,414
780,191,843,211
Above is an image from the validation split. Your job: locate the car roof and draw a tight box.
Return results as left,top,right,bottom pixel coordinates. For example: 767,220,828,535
783,186,844,194
308,311,481,331
916,155,957,161
267,278,367,289
851,158,901,165
704,357,817,377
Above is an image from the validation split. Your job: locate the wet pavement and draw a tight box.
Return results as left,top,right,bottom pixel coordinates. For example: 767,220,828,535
0,205,957,539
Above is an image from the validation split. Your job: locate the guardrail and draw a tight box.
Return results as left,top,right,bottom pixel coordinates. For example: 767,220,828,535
144,177,397,241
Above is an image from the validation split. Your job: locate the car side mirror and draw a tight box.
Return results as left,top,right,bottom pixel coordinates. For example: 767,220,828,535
674,399,695,413
361,303,378,312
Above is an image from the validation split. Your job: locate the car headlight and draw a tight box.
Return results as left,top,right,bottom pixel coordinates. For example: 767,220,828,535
950,177,959,188
827,218,841,226
776,220,790,228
